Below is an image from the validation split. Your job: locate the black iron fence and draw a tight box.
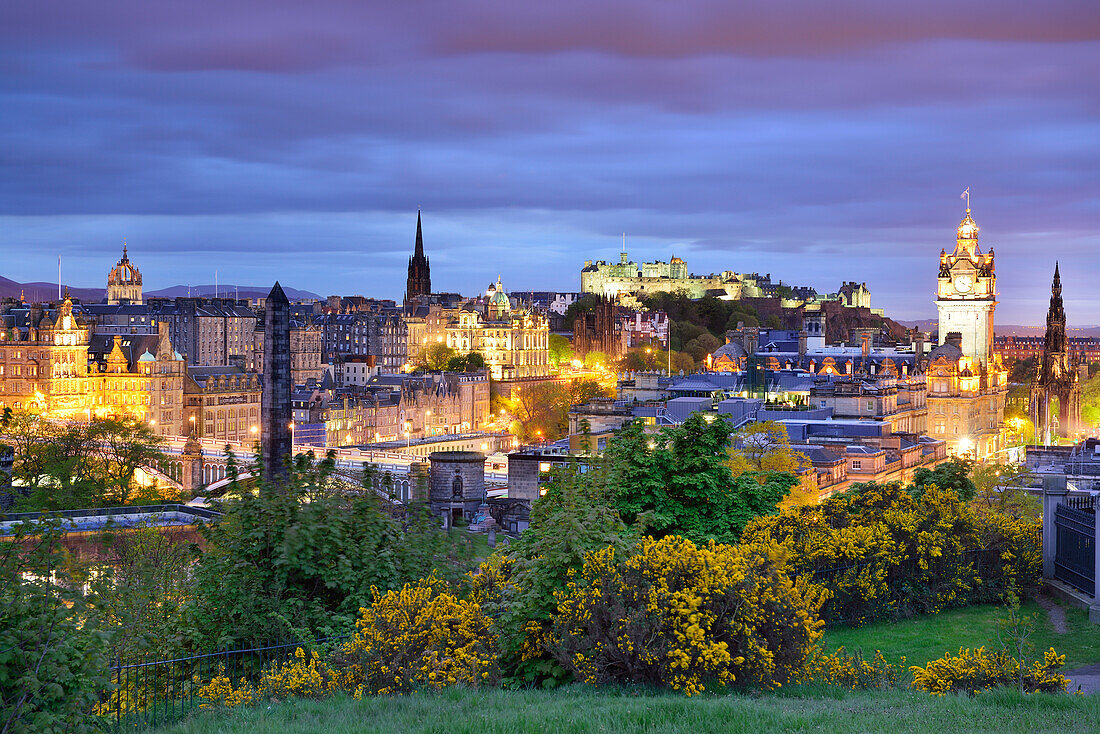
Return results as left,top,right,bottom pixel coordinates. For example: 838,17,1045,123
1053,501,1095,596
98,637,347,730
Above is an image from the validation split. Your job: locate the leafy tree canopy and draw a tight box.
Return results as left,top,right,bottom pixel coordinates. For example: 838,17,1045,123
605,416,796,544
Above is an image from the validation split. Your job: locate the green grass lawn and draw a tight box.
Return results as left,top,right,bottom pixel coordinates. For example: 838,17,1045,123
822,601,1100,671
149,686,1100,734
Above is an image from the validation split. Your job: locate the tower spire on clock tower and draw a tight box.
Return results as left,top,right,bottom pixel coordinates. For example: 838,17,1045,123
936,202,996,365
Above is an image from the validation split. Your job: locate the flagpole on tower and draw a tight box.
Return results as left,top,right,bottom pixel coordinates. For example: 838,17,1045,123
961,187,970,212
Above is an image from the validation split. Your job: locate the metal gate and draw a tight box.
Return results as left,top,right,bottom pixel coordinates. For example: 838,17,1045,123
1054,502,1095,596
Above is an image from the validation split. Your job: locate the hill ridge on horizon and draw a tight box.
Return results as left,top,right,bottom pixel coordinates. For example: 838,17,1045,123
0,275,322,302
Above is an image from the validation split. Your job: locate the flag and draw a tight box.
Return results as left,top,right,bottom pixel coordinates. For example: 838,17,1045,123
960,187,969,199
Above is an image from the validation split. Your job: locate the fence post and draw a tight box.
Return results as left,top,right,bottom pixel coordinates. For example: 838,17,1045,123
1092,505,1100,624
1042,473,1067,580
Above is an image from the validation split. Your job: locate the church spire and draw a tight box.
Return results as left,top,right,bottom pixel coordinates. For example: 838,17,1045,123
414,209,424,259
405,209,431,307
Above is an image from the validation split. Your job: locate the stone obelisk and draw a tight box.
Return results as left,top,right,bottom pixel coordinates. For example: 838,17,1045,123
261,282,292,481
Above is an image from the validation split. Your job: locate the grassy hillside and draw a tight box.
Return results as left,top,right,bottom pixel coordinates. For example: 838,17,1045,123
823,601,1100,673
154,687,1100,734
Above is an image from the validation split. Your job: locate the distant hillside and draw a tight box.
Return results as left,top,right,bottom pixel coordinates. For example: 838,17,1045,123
0,275,103,302
895,320,1100,337
0,276,321,303
147,284,323,301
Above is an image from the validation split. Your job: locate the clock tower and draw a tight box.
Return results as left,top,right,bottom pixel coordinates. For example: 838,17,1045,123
936,207,996,365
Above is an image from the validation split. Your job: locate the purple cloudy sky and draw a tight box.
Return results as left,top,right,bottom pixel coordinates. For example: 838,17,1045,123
2,1,1098,323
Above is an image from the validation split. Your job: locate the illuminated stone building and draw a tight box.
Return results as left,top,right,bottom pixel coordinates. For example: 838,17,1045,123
0,298,185,437
581,250,742,300
445,277,550,380
926,206,1008,458
106,245,143,305
317,372,491,446
86,326,187,436
184,366,263,445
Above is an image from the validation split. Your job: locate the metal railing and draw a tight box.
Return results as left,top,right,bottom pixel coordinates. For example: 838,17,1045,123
98,636,348,730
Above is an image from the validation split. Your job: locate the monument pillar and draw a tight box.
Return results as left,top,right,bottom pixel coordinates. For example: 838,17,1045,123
261,282,293,482
181,432,204,494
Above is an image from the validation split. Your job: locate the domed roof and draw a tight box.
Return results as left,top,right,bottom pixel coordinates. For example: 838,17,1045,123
670,255,685,264
138,350,156,362
712,340,747,360
927,341,962,363
957,210,979,240
489,276,510,308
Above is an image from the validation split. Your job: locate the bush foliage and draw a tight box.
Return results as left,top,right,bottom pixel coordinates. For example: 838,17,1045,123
550,536,824,695
336,577,498,695
741,482,1041,626
910,647,1070,696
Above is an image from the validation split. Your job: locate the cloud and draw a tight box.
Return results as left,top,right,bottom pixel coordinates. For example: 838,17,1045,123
0,1,1098,322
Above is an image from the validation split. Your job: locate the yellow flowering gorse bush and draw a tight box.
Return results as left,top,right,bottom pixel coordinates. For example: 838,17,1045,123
910,646,1070,696
551,535,824,695
335,575,499,695
800,647,902,690
194,648,339,708
742,483,1040,625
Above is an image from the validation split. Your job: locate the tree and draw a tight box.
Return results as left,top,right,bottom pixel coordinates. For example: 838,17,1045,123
911,458,976,501
548,334,573,368
1009,357,1036,384
445,352,487,372
1,410,56,490
182,469,474,649
606,416,796,544
86,526,195,663
491,461,634,685
583,350,609,370
97,418,168,505
684,333,720,363
970,462,1040,520
567,378,607,405
505,381,571,442
4,413,171,510
417,343,457,370
728,421,808,476
1,519,110,733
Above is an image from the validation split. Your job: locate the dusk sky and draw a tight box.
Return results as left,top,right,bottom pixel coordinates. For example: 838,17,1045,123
2,1,1098,323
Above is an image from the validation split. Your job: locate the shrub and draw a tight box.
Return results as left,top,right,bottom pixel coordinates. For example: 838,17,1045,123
195,646,341,708
1,520,110,734
550,536,824,695
491,463,634,687
801,647,902,690
741,482,1041,625
910,647,1070,696
336,576,498,695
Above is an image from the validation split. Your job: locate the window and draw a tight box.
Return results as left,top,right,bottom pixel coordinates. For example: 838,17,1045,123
852,460,861,469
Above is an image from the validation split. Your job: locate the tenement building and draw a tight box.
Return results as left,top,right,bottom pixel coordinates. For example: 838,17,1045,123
926,206,1008,459
184,365,263,445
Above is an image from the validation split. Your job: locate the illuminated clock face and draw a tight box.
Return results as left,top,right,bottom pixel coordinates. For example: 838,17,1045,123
953,274,974,294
